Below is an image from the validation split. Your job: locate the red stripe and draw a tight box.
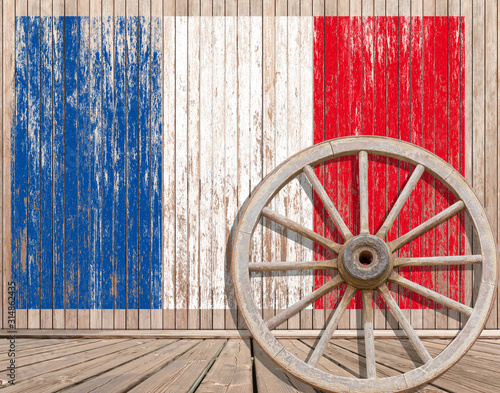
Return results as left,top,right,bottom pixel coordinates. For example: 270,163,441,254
312,17,465,310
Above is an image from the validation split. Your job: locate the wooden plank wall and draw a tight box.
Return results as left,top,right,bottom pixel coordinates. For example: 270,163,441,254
1,0,500,331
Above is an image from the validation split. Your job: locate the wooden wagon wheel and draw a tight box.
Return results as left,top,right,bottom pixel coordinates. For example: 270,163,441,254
232,136,497,393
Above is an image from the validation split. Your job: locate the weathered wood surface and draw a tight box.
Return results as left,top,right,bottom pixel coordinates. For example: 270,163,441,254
0,338,498,392
2,0,500,331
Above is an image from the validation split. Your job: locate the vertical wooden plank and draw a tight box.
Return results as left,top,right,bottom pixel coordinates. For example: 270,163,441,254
212,0,225,329
237,0,250,330
435,0,448,330
64,0,78,331
362,0,375,328
385,0,399,330
349,0,362,331
126,0,139,329
3,0,14,330
250,0,263,321
373,0,386,330
410,0,423,330
262,0,275,325
113,0,126,330
199,0,213,330
472,0,485,331
484,0,497,329
497,0,500,330
448,0,462,330
300,0,314,330
14,0,28,331
173,0,187,330
40,0,53,329
162,0,175,329
398,0,412,327
286,0,300,330
461,0,472,329
14,0,28,330
52,0,64,329
274,0,287,330
101,0,114,330
225,0,238,330
423,0,436,330
337,0,350,330
27,0,41,329
77,0,90,329
89,0,102,329
187,0,200,330
323,0,337,327
151,0,163,330
138,0,152,330
312,1,325,330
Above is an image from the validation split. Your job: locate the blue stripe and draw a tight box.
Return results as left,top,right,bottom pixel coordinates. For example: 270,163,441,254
89,16,102,310
138,16,151,310
78,16,90,310
15,17,28,310
114,16,127,310
40,16,53,310
102,16,114,310
53,16,65,310
151,17,162,310
65,16,79,309
13,16,162,310
126,16,139,310
28,16,41,310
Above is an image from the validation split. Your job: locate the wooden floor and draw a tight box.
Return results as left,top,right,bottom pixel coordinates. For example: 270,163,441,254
0,337,498,392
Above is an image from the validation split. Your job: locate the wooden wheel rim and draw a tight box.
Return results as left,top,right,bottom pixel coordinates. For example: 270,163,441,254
232,136,497,393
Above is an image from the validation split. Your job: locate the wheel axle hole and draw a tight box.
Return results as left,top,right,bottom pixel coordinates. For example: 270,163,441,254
359,251,373,265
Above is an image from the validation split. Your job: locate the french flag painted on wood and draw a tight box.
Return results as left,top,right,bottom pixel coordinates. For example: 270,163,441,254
10,10,466,328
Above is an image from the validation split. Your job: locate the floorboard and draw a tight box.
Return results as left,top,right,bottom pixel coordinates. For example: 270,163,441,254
0,338,498,392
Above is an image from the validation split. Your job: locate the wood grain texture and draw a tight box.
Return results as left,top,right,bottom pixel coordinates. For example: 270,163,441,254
2,1,500,332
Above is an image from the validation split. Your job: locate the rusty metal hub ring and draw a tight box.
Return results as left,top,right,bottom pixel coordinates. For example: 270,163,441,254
232,136,497,393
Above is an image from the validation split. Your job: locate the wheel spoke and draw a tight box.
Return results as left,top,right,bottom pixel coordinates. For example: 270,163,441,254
266,275,345,330
359,151,370,235
262,207,341,253
388,272,473,316
249,260,337,272
388,201,465,252
378,284,433,364
362,290,376,379
308,285,357,367
303,165,353,240
376,164,425,239
395,255,482,267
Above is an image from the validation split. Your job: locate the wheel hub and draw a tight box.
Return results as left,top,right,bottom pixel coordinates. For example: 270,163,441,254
337,235,393,289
